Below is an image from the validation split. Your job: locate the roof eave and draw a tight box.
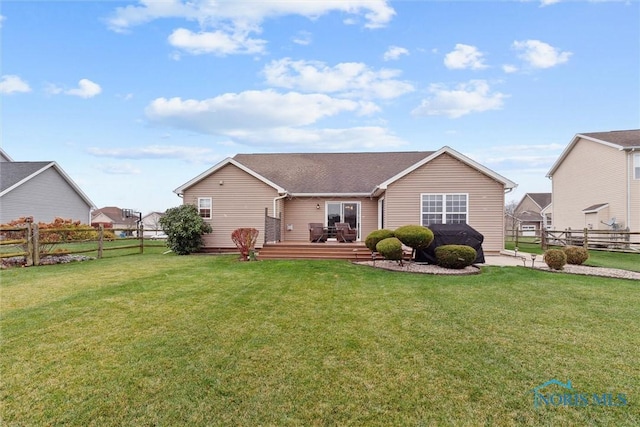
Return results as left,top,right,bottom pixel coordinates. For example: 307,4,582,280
547,133,636,177
0,162,96,209
174,158,286,195
378,146,517,189
288,192,373,198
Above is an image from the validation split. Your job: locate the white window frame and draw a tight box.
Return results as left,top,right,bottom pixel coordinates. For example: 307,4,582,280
198,197,212,219
420,193,469,226
634,153,640,180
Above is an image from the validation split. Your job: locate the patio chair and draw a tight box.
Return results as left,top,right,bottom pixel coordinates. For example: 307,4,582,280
308,223,327,243
335,222,357,243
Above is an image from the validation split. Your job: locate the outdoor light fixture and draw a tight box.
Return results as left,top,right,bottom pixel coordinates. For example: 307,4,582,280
514,247,519,258
316,204,320,209
531,253,537,268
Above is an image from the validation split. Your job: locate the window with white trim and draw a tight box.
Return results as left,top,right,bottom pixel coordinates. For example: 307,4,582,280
634,153,640,180
198,197,212,219
421,194,468,226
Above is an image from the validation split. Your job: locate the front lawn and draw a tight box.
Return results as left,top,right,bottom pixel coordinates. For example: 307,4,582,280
1,254,638,425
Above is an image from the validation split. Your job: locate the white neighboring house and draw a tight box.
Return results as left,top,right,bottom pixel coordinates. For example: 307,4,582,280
546,129,640,233
141,211,166,237
0,149,95,224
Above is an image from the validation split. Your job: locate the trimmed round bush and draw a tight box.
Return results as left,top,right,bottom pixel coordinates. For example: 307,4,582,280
434,245,477,269
543,249,567,270
376,237,404,262
393,225,434,250
563,245,589,265
365,229,395,252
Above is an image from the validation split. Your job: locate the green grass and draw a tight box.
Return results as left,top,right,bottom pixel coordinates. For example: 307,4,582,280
505,240,640,272
1,254,639,426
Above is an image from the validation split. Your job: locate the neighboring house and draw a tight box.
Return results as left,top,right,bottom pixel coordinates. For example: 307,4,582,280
513,193,552,236
141,211,165,237
174,146,517,254
0,151,95,224
546,129,640,233
91,207,139,236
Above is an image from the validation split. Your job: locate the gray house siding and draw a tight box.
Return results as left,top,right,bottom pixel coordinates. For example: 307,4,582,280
0,167,92,223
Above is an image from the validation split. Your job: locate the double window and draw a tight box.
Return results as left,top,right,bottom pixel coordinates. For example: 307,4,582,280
198,197,212,219
421,194,468,226
634,153,640,180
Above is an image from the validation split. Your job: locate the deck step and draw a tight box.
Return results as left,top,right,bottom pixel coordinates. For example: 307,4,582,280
258,243,375,261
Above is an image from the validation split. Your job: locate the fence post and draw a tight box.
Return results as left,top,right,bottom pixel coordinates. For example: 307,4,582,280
98,224,104,259
139,223,144,253
541,229,547,250
26,223,34,267
583,228,589,249
32,223,40,266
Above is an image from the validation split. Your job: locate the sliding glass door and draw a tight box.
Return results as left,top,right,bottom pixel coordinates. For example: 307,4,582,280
326,202,360,239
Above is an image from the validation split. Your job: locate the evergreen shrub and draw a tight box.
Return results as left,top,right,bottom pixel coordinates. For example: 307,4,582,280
563,245,589,265
434,245,477,269
543,249,567,270
365,229,395,252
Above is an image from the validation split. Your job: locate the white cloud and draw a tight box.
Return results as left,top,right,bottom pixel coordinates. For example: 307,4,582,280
412,80,508,118
107,0,395,55
66,79,102,98
540,0,561,6
142,89,407,149
0,15,5,28
512,39,572,69
229,126,406,150
167,28,266,56
444,44,488,70
262,58,414,99
502,64,518,74
292,31,312,46
145,90,373,133
97,163,142,175
88,145,220,164
383,45,409,61
0,75,31,94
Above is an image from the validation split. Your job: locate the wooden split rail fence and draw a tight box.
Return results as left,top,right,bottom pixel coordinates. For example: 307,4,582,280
0,223,149,267
541,228,640,252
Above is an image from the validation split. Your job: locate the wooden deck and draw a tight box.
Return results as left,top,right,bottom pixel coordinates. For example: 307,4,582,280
258,241,375,261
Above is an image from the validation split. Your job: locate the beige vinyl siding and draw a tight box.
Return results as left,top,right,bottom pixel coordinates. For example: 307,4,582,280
385,153,506,254
552,138,628,231
182,163,279,249
516,196,541,214
281,197,378,242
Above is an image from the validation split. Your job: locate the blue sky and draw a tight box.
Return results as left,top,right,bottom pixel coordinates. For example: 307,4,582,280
2,0,639,214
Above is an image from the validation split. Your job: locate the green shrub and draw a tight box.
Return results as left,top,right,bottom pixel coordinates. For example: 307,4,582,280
543,249,567,270
434,245,477,269
393,225,434,251
563,245,589,265
160,205,212,255
376,237,404,263
365,229,395,251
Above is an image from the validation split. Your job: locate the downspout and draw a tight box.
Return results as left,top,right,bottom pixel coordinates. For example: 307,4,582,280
627,149,634,230
273,193,288,218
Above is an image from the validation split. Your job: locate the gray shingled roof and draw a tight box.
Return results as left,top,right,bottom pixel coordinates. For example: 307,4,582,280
581,129,640,148
233,151,435,194
0,162,52,192
527,192,552,209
